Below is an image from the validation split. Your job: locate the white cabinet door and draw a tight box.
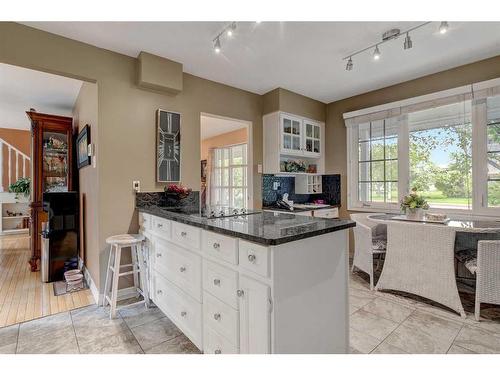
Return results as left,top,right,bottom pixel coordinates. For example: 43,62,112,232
238,275,271,354
280,113,303,155
303,119,321,158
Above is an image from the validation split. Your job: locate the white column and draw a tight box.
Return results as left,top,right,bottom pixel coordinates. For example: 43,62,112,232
7,146,11,188
15,151,19,182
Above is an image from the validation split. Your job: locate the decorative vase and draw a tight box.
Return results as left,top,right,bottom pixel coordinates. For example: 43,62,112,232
406,208,424,220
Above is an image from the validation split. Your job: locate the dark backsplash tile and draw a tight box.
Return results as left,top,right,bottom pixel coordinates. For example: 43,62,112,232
262,174,341,207
136,191,200,209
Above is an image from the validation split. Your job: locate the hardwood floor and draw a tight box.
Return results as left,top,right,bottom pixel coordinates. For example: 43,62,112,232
0,234,95,328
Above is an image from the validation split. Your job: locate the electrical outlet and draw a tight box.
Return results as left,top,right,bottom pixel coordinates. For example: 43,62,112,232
133,180,141,193
273,181,280,191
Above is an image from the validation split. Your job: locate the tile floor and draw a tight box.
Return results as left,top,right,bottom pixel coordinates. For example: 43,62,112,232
349,271,500,354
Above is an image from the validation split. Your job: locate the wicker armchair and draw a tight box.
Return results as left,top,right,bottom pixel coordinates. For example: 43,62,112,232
473,240,500,321
375,221,466,318
350,213,387,290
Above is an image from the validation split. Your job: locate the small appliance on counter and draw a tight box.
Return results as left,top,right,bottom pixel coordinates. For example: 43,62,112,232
275,193,294,211
41,192,79,282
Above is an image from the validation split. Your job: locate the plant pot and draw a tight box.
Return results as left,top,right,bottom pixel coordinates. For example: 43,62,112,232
406,208,424,220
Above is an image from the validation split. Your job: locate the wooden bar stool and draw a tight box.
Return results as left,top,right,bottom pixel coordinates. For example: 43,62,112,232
103,234,150,318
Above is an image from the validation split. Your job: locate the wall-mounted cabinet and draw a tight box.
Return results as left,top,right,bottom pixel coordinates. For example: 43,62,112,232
264,111,325,175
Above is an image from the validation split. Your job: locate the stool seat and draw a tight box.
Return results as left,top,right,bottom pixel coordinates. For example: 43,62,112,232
106,234,144,245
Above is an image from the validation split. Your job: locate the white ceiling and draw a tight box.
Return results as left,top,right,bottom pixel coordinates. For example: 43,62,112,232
0,63,82,130
201,115,248,140
22,22,500,103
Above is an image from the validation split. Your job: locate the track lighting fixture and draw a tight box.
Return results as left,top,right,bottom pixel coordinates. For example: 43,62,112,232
227,22,236,37
343,22,449,71
439,21,449,34
346,57,353,71
212,22,238,55
214,37,221,53
403,33,413,50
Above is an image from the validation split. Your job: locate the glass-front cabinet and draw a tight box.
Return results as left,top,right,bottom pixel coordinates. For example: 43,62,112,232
303,119,321,157
42,131,70,192
280,113,303,155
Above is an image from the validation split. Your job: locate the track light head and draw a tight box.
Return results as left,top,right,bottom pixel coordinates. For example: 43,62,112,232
403,33,413,50
439,21,449,34
346,57,353,71
227,22,236,37
214,38,221,54
373,45,381,60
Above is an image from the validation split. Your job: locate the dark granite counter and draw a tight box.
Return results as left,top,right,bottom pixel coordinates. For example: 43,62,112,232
262,204,340,213
137,205,355,246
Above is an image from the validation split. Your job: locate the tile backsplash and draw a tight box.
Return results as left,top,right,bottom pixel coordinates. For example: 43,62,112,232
262,174,340,207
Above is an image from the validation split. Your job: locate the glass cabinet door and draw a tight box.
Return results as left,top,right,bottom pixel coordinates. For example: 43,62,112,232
281,115,303,154
42,131,69,192
304,120,321,156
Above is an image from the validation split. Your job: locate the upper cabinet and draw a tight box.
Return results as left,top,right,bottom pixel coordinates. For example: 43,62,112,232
264,111,325,175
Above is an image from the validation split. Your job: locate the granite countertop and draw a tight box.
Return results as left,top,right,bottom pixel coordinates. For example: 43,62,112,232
137,205,355,246
262,204,340,213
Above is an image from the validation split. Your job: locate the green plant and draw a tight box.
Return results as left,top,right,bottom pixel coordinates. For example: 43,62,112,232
9,177,30,198
400,188,429,212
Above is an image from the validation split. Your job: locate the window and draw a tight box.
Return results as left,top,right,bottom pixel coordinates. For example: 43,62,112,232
487,95,500,208
210,144,248,209
357,119,398,204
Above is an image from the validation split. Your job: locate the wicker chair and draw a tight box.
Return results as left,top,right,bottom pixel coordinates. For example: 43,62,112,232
471,241,500,321
375,221,466,318
350,213,387,290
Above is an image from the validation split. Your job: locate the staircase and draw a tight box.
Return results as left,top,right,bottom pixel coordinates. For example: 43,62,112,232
0,137,31,192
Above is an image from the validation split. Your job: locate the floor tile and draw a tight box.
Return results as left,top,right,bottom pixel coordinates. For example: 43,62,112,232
17,325,79,354
371,341,408,354
403,310,463,339
362,298,414,323
78,329,143,354
0,324,19,354
349,327,381,354
119,304,165,329
131,316,182,351
349,288,377,309
145,335,201,354
453,325,500,354
349,309,399,341
18,312,72,339
447,344,477,354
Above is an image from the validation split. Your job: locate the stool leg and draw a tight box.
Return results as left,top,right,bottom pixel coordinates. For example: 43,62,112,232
102,244,115,307
109,244,122,318
132,245,139,295
136,243,150,308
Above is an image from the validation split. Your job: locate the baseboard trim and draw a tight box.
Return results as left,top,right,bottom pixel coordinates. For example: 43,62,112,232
82,265,100,305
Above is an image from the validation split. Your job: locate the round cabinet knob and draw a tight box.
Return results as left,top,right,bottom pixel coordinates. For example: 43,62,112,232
213,243,220,249
181,311,187,317
214,349,222,354
247,254,256,262
179,266,186,273
157,223,163,228
156,253,162,258
181,231,187,237
236,289,244,297
157,289,163,295
213,279,221,286
213,313,221,321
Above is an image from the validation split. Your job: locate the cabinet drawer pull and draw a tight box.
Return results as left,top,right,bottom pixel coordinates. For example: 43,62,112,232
157,289,163,295
156,253,162,258
213,242,220,249
157,223,163,228
181,311,187,317
213,279,221,286
236,289,244,297
247,254,256,262
181,231,187,237
179,266,186,273
213,313,221,321
214,349,221,354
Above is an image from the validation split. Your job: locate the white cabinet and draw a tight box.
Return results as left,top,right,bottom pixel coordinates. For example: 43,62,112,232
295,174,322,194
280,113,304,155
238,275,271,354
302,118,322,158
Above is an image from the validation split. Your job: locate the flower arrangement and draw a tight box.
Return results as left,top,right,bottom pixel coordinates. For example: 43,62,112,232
400,188,429,218
164,184,192,200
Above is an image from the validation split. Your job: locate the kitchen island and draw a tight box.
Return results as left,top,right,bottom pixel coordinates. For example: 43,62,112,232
137,202,355,354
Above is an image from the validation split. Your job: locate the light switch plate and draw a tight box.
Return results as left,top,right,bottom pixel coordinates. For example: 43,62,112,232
133,180,141,193
257,164,262,173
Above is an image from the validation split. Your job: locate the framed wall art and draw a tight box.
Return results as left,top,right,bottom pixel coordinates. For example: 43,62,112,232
76,124,91,169
156,109,181,182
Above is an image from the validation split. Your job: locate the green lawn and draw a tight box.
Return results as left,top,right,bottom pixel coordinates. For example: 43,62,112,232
420,191,471,205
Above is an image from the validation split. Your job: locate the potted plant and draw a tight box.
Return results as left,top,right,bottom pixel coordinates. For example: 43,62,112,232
400,188,429,220
8,177,30,200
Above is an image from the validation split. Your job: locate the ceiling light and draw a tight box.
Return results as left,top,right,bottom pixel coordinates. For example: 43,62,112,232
373,45,381,60
214,38,221,53
346,57,353,71
227,22,236,37
439,21,449,34
403,33,413,50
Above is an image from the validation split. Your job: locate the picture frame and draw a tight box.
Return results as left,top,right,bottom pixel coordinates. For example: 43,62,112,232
201,159,207,183
156,109,181,182
76,124,91,169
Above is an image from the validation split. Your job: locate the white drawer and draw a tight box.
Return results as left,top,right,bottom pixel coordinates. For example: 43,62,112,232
203,325,239,354
154,238,202,302
151,216,171,239
239,240,270,278
202,231,238,265
203,292,239,345
203,260,238,309
172,222,201,251
313,207,339,219
139,212,151,231
153,272,202,349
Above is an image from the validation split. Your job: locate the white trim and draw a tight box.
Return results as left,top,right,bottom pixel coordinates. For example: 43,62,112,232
83,265,99,305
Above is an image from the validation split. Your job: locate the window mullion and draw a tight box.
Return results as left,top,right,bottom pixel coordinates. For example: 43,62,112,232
398,114,410,202
472,98,488,213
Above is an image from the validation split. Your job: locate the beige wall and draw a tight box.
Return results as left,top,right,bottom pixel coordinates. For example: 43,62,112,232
263,88,326,122
72,82,100,286
0,128,31,191
201,128,248,161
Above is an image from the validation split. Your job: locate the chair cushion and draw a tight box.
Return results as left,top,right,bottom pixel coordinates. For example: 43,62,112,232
372,239,387,252
455,249,477,274
464,257,477,274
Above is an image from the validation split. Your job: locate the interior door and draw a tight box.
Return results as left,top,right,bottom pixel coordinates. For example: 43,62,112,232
239,275,271,354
